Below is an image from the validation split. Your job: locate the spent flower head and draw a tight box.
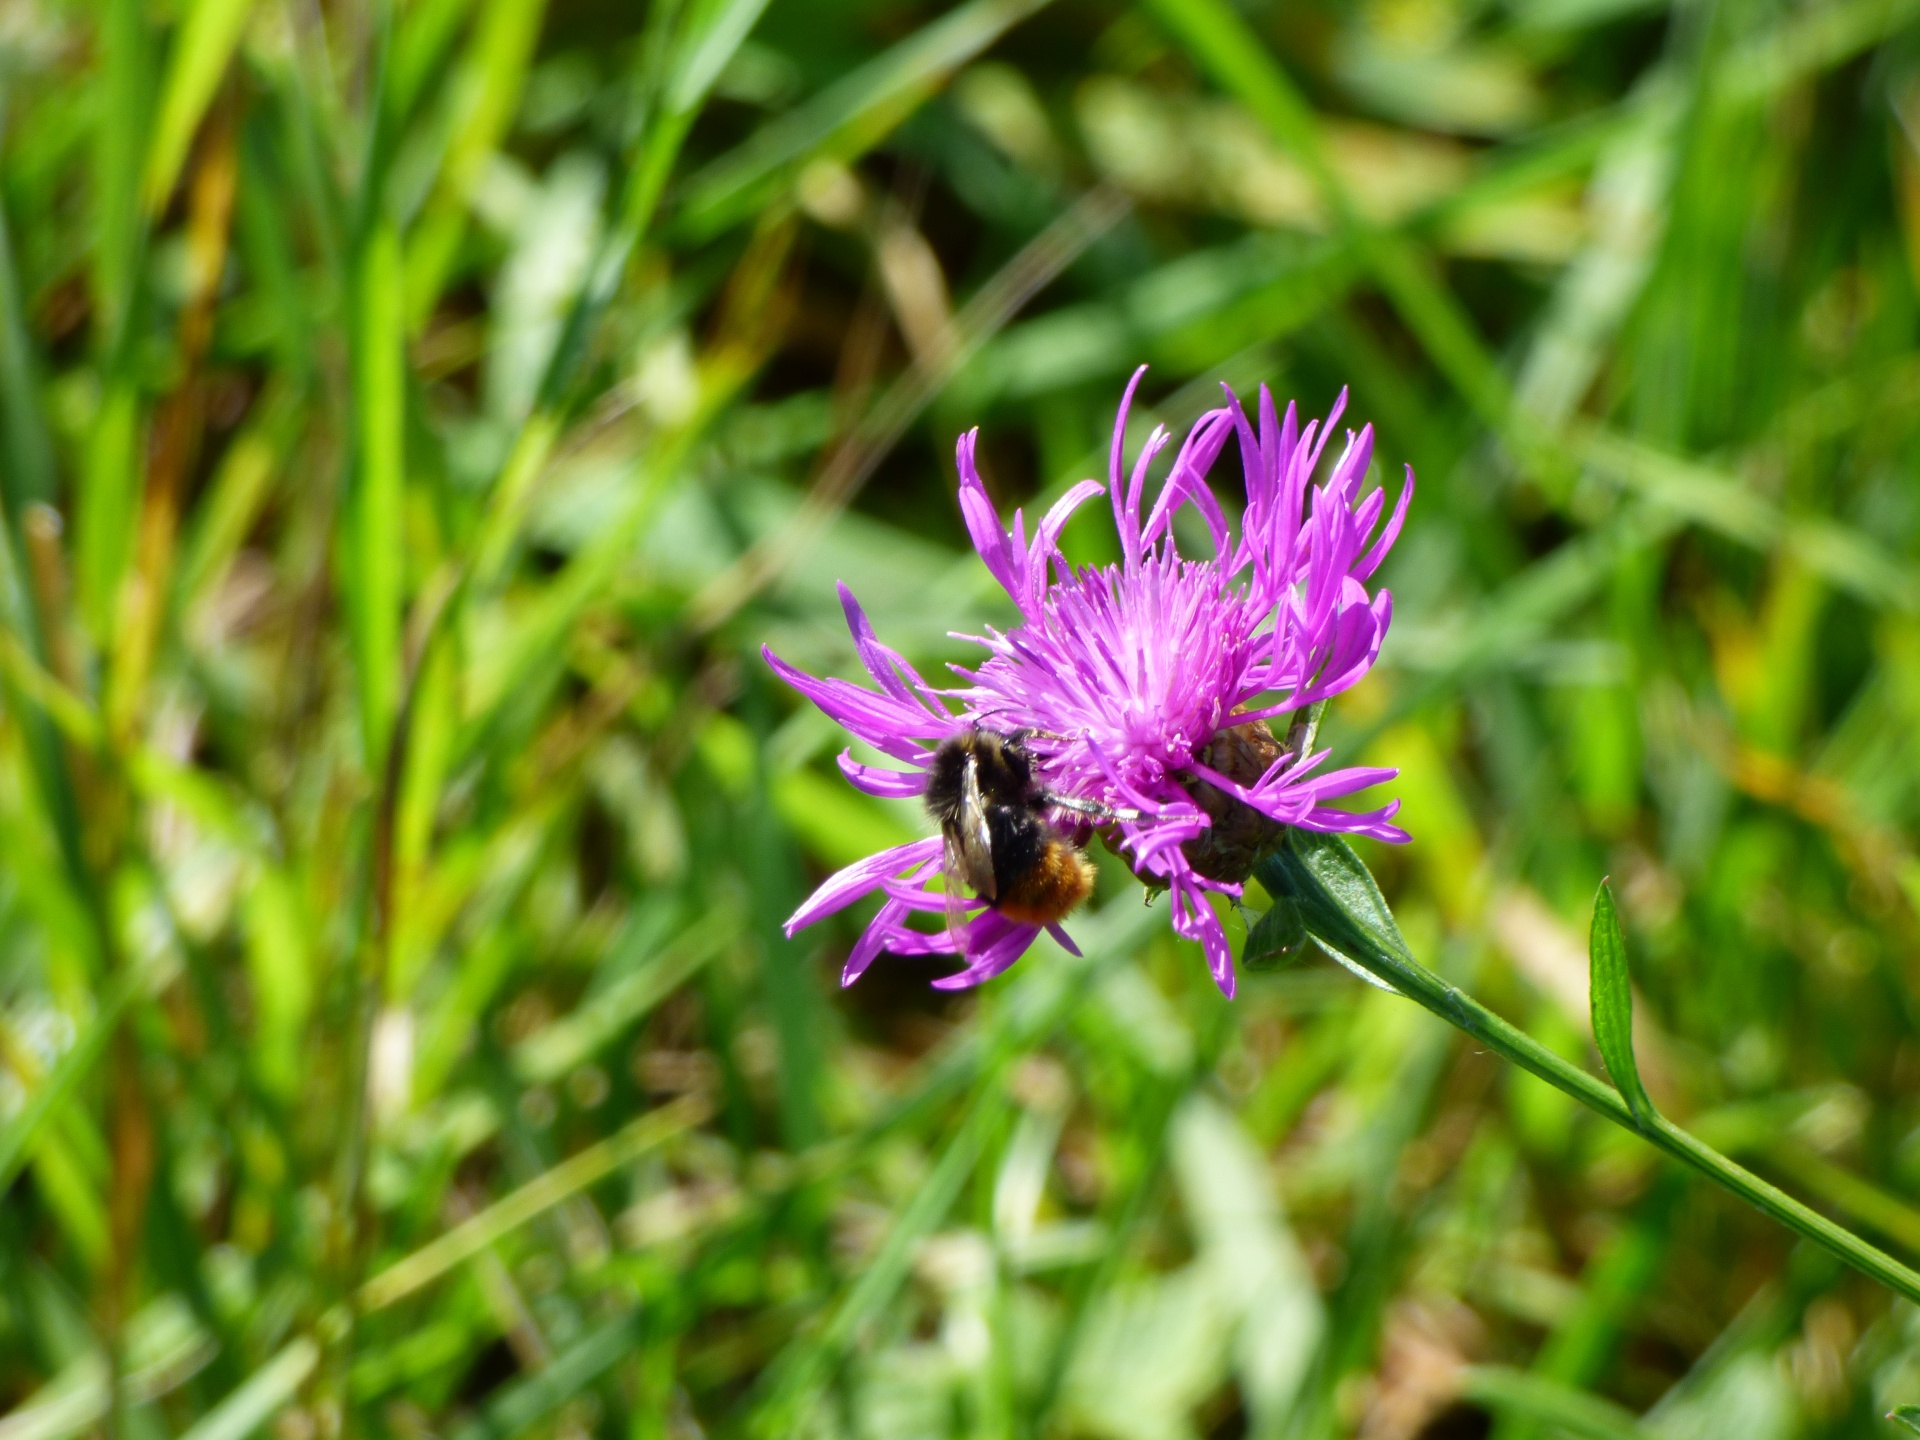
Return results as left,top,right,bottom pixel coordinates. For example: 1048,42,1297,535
764,368,1412,996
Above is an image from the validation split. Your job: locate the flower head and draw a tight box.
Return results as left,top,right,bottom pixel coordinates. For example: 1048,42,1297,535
764,368,1411,996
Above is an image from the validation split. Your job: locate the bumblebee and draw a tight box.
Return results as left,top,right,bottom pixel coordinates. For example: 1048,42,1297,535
925,729,1098,943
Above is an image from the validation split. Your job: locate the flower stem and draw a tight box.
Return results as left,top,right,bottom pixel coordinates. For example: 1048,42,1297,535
1257,837,1920,1308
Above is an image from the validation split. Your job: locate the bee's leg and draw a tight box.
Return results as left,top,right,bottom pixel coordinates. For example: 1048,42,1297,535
1040,791,1141,822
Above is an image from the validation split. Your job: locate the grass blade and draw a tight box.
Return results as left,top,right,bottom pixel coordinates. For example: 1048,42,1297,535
674,0,1050,238
348,223,407,767
357,1096,707,1311
143,0,256,212
1460,1366,1641,1440
175,1339,319,1440
447,1314,639,1440
0,965,145,1194
748,1084,1007,1434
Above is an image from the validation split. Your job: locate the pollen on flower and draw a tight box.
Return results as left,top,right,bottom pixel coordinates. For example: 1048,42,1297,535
763,366,1412,997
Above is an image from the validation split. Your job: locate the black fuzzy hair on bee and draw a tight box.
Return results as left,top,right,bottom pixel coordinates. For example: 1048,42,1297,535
926,729,1095,932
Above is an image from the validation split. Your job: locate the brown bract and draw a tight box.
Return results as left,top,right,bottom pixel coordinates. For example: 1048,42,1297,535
1100,718,1291,887
1181,719,1290,884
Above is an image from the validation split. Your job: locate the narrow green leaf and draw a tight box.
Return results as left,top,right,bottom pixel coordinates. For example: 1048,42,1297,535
446,1315,639,1440
389,0,480,122
75,383,142,639
93,0,151,349
0,136,55,512
1136,0,1518,436
1589,880,1655,1129
1888,1406,1920,1437
177,386,297,608
143,0,257,212
666,0,776,115
673,0,1049,239
1579,430,1920,615
1256,828,1409,992
1459,1366,1641,1440
1268,832,1920,1308
348,222,407,768
241,866,313,1101
512,916,733,1083
402,0,552,324
0,965,145,1193
750,1085,1005,1434
0,176,87,886
1240,895,1306,972
358,1096,706,1310
175,1339,318,1440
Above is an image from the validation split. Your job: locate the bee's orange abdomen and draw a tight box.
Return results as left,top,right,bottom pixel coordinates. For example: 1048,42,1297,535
996,842,1095,926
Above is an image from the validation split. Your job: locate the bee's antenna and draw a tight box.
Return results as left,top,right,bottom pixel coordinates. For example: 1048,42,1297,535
970,704,1027,733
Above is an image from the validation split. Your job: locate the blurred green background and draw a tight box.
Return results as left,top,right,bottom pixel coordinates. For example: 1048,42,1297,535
5,0,1920,1436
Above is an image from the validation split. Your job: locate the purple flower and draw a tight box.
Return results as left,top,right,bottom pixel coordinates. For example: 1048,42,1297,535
763,368,1412,996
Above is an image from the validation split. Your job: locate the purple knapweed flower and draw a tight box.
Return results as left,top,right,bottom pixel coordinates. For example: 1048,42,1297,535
763,367,1412,997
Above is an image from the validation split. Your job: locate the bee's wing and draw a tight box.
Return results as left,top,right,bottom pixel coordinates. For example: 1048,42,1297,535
942,831,974,958
956,752,996,899
941,752,997,958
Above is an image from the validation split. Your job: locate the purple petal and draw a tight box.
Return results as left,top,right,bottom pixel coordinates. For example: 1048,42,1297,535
787,837,944,934
837,750,930,798
1143,408,1233,555
1323,423,1375,505
1298,796,1409,844
763,646,950,761
956,429,1025,606
1029,480,1105,598
839,583,944,712
1299,759,1396,794
1166,872,1236,999
1293,589,1390,708
1109,367,1157,568
1109,366,1149,519
842,899,911,985
929,913,1044,989
1306,388,1347,477
1354,466,1414,582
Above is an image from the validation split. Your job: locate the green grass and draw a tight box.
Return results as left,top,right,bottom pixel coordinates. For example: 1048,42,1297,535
4,1,1920,1437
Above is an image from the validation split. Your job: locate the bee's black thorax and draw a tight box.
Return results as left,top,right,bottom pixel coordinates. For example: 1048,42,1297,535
928,730,1049,899
925,729,1038,825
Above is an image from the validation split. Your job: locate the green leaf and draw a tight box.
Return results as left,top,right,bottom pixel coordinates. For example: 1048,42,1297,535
1589,879,1656,1129
358,1097,706,1311
1888,1405,1920,1436
143,0,257,212
347,221,408,768
0,159,55,513
1240,895,1306,972
673,0,1050,239
1255,828,1410,992
0,964,145,1193
1459,1366,1641,1440
667,0,778,115
750,1086,1006,1434
176,1339,318,1440
402,0,554,323
446,1315,640,1440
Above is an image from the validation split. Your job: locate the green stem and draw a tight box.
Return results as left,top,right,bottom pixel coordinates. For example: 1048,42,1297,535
1261,840,1920,1309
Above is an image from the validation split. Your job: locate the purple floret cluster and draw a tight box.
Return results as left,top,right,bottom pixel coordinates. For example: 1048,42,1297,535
763,368,1412,996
